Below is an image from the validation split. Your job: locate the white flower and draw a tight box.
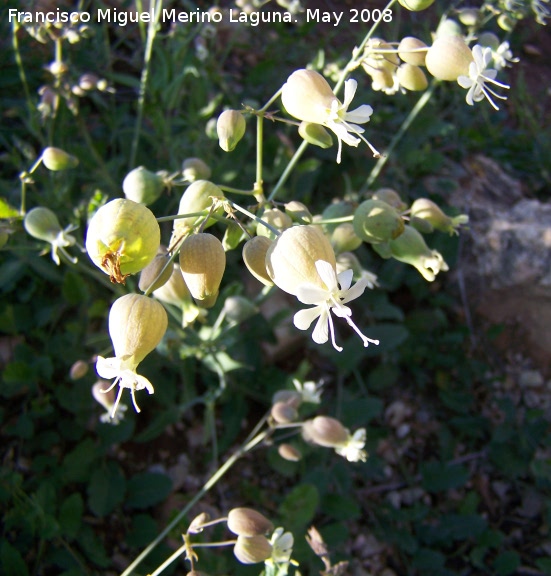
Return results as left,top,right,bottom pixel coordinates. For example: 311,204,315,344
292,378,322,404
293,260,379,352
335,428,368,462
268,527,294,565
492,41,519,71
95,355,154,418
457,44,510,110
50,226,78,265
92,380,128,424
281,69,380,163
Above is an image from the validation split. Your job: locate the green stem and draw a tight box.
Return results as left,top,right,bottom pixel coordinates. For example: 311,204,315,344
216,184,256,196
255,114,265,201
267,140,308,202
362,80,437,191
11,21,35,127
129,0,162,169
120,428,271,576
226,199,281,236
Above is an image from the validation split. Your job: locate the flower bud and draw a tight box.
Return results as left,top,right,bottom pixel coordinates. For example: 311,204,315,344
353,199,405,244
256,208,292,239
227,508,274,537
281,69,335,123
435,18,463,38
336,251,363,278
330,223,362,253
138,250,173,293
79,73,99,90
265,225,336,296
302,416,348,447
271,401,299,424
426,36,473,81
173,180,225,237
272,389,302,407
123,166,164,205
398,37,428,66
388,225,449,281
278,443,302,462
24,206,62,242
242,236,274,286
397,63,428,91
477,32,500,51
497,14,515,31
182,157,211,182
222,295,257,324
70,360,89,380
372,188,407,211
179,233,226,308
398,0,435,10
457,8,480,27
363,39,399,74
41,147,79,171
410,197,468,235
298,121,333,149
86,199,160,283
217,110,246,152
284,201,313,224
368,69,396,92
233,535,272,564
153,264,201,327
322,201,356,233
108,294,168,363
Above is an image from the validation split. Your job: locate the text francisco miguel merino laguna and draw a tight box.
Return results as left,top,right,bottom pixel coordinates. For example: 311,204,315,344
8,7,298,26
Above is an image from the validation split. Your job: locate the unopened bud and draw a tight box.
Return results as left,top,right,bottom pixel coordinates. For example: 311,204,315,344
271,401,299,424
410,198,468,235
372,188,407,211
217,110,246,152
272,389,302,407
242,236,274,286
70,360,89,380
41,147,79,171
233,535,272,564
397,0,435,10
330,223,362,253
24,206,62,242
123,166,164,206
284,201,313,224
457,8,480,26
302,416,348,448
426,36,473,81
139,250,173,292
353,199,405,244
435,18,463,38
256,208,292,239
227,507,274,537
298,121,333,148
182,157,211,182
278,443,302,462
322,201,356,233
179,233,226,308
397,63,428,91
398,37,428,66
173,180,225,237
79,73,99,90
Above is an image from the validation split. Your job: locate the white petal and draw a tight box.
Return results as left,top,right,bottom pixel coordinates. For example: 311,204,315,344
340,276,369,304
296,283,329,305
337,268,353,291
311,311,330,344
457,75,473,89
344,104,373,124
96,356,122,379
314,260,338,291
342,78,358,110
294,306,322,330
327,121,361,147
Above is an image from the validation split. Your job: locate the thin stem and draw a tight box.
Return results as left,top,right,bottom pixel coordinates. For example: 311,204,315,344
120,428,271,576
225,199,281,236
259,87,283,113
129,0,162,169
11,21,36,127
267,140,308,202
362,80,438,191
217,184,256,196
255,114,265,201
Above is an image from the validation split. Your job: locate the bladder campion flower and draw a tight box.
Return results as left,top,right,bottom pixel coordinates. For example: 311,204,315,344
95,294,168,418
302,416,368,462
281,69,380,163
266,226,378,352
457,44,510,110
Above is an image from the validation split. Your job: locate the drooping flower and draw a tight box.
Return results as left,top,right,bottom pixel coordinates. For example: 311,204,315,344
267,527,296,568
95,294,168,418
457,44,510,110
302,416,368,462
293,260,378,352
281,69,379,163
292,378,322,404
92,379,128,424
265,225,378,352
335,428,368,462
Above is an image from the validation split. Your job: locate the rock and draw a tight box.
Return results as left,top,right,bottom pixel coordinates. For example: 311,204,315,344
425,155,551,375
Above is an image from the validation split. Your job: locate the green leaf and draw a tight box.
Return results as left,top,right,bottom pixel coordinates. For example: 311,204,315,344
278,484,319,531
0,541,29,576
420,460,469,493
62,438,99,482
87,462,126,517
0,198,20,218
59,493,84,539
78,525,110,568
126,472,172,510
494,551,520,576
321,494,361,521
412,548,446,571
126,514,159,547
62,271,90,305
